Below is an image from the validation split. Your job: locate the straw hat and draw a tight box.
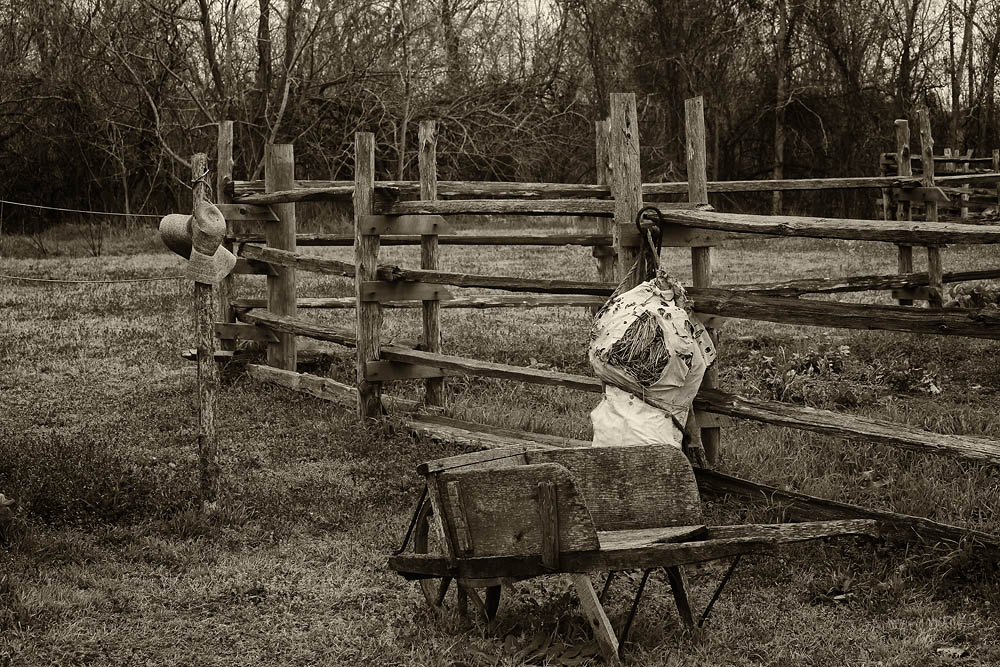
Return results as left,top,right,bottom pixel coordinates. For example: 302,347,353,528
158,202,236,285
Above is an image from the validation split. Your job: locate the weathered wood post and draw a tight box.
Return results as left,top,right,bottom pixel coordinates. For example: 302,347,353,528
192,153,220,509
593,119,616,287
609,93,644,288
265,144,297,368
685,96,720,465
419,121,444,406
895,119,914,306
993,149,1000,210
355,132,383,418
917,108,944,308
960,149,971,220
216,120,236,352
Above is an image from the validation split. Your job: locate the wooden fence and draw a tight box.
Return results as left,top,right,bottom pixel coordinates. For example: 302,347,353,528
200,93,1000,553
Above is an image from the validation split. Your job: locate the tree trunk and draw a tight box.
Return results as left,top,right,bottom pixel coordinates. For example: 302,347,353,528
773,0,791,215
440,0,466,86
897,0,920,120
253,0,271,169
197,0,227,112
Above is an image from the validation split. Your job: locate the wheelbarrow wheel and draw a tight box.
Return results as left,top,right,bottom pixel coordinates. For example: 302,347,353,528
413,497,502,620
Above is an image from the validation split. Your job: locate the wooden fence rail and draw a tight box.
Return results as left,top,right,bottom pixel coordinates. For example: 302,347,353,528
232,295,608,310
660,209,1000,244
231,174,1000,204
236,245,1000,338
229,233,616,247
229,307,1000,467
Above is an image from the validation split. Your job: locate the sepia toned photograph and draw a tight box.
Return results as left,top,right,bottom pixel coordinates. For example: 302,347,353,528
2,1,998,665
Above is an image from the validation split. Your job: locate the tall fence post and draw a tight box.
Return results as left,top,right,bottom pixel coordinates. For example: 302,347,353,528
264,144,297,368
216,120,236,352
419,121,444,407
355,132,383,418
917,109,944,308
593,119,616,287
192,152,220,509
960,149,971,220
685,96,720,466
609,93,643,288
895,119,914,306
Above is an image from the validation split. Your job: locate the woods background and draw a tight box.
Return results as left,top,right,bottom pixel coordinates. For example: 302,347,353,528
1,0,994,225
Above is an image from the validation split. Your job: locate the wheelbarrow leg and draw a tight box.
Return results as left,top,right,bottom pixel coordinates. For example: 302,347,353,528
485,585,502,620
664,566,695,628
599,571,618,604
570,574,620,665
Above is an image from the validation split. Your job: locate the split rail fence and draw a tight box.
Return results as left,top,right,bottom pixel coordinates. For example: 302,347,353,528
197,93,1000,554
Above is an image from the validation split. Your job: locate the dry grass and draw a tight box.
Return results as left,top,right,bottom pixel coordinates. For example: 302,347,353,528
2,222,1000,666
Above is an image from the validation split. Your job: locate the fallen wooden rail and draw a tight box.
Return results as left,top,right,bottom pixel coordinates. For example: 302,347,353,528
694,388,1000,465
695,469,1000,553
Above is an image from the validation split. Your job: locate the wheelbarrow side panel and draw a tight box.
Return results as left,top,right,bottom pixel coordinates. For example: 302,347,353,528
437,462,600,560
526,445,703,530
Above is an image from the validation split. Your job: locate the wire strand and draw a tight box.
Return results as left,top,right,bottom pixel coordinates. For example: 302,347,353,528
0,273,184,285
0,199,165,219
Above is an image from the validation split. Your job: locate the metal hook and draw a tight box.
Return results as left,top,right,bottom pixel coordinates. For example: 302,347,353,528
634,205,666,268
192,167,213,199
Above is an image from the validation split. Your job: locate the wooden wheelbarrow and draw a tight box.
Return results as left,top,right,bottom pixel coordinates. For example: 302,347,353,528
388,444,877,663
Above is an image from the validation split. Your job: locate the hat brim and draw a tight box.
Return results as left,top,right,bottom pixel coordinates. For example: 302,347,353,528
159,214,193,258
186,245,237,285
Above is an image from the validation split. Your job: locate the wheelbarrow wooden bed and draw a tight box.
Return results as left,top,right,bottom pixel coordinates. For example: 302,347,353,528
388,444,877,663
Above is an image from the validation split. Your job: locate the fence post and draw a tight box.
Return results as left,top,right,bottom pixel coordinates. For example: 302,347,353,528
192,152,220,509
960,149,971,221
419,121,444,407
993,149,1000,210
593,119,616,287
685,96,720,466
895,119,913,306
917,108,944,308
355,132,383,418
216,120,236,352
264,144,297,368
609,93,644,288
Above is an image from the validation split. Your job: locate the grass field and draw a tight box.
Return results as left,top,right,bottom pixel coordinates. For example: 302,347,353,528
2,222,1000,666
